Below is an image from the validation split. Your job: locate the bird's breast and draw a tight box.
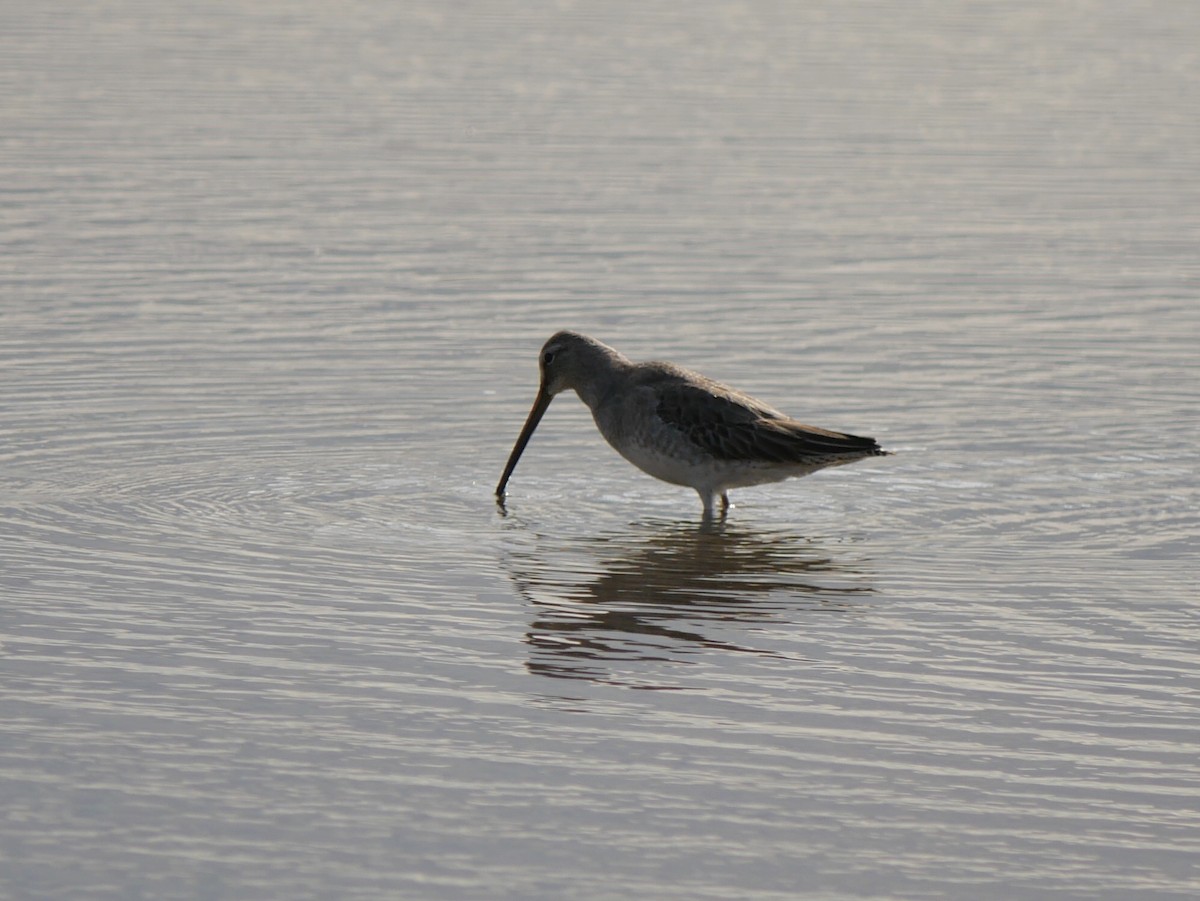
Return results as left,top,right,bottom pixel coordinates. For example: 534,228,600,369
590,397,711,487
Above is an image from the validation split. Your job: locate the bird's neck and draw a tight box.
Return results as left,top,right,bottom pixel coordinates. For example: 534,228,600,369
572,349,632,411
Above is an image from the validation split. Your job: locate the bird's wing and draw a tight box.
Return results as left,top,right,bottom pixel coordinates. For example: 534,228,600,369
653,377,881,463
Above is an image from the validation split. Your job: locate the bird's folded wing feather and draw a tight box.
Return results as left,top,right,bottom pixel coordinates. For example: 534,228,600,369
654,379,880,463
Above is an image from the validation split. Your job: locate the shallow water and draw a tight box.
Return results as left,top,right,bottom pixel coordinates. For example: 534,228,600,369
3,2,1199,899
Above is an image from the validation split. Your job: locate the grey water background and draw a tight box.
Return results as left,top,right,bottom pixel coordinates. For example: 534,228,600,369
3,1,1198,899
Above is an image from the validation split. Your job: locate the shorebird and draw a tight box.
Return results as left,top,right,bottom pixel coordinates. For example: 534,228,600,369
495,331,890,518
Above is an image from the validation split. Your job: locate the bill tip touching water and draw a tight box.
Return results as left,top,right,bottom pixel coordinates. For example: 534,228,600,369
495,330,891,518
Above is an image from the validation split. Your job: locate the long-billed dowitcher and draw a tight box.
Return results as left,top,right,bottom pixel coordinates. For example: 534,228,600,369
495,331,890,517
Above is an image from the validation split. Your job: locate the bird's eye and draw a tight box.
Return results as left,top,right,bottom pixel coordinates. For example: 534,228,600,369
542,351,555,365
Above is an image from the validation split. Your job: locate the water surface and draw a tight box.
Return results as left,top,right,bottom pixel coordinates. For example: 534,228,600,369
2,2,1198,899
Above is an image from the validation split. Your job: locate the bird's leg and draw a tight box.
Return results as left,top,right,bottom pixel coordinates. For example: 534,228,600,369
698,489,731,522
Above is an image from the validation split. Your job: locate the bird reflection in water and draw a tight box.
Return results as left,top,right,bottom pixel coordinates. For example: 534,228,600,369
499,518,876,686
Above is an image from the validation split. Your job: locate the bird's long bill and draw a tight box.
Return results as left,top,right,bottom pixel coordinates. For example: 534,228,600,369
495,386,553,498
